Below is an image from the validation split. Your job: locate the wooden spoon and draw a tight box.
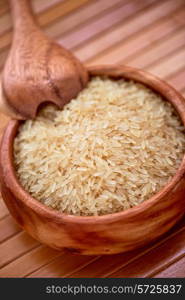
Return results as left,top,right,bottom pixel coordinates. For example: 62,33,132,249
0,0,88,119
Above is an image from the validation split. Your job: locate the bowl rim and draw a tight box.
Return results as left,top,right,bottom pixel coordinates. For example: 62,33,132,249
1,64,185,225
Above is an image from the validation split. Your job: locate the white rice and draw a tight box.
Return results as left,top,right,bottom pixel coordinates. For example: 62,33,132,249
14,77,185,216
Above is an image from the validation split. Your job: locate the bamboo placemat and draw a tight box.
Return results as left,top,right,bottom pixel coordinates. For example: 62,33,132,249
0,0,185,278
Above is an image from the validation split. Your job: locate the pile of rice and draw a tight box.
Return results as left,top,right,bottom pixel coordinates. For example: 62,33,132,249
14,77,185,216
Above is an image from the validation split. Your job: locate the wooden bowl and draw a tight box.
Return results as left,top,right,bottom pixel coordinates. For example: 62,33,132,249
1,65,185,255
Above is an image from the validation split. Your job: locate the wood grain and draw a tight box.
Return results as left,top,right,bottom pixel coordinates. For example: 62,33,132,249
0,0,89,51
0,0,153,71
77,0,184,62
66,222,185,278
147,48,185,77
27,255,99,278
0,0,183,71
86,9,185,65
106,227,185,278
26,218,185,278
0,197,9,220
58,0,156,50
0,0,62,35
0,232,39,268
0,245,61,278
168,69,185,91
0,0,185,278
126,29,185,69
0,215,21,243
45,0,125,40
154,256,185,278
0,0,64,17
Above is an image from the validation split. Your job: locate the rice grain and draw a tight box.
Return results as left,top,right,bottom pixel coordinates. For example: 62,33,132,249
14,77,185,216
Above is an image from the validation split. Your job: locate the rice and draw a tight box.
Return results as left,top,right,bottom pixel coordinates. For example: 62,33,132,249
14,77,185,216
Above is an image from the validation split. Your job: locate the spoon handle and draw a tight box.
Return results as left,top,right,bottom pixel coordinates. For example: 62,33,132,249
10,0,38,32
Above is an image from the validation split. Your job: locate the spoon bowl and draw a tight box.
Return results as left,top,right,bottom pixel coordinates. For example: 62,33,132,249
0,0,88,119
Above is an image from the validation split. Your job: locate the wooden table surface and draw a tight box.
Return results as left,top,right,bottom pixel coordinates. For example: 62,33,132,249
0,0,185,278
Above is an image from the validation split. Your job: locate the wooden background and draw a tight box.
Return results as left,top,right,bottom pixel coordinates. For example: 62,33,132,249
0,0,185,278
